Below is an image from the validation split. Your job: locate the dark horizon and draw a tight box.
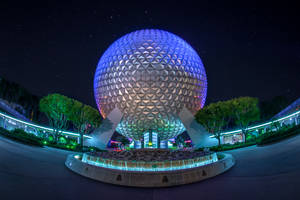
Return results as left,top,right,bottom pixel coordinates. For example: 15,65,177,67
1,1,299,107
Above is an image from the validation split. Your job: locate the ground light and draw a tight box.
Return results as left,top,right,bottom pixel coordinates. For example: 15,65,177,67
80,152,218,172
65,149,235,187
209,110,300,138
0,111,92,139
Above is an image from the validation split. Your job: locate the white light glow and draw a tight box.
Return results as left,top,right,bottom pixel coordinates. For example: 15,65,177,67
81,153,218,172
210,110,300,138
0,111,92,139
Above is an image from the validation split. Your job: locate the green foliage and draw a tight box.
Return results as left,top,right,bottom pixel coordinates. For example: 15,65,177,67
58,136,67,144
246,133,257,141
69,139,77,146
0,127,104,153
257,125,300,145
270,121,281,131
208,140,257,152
69,100,102,133
45,142,77,151
48,135,54,142
231,97,260,127
0,128,44,147
68,100,102,150
196,97,260,144
0,78,40,120
195,100,233,146
200,124,300,152
230,97,260,142
39,93,73,133
39,93,102,149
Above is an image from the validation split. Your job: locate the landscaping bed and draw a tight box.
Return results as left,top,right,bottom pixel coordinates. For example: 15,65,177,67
206,140,257,152
257,125,300,145
0,127,101,152
0,127,44,147
45,142,104,152
201,125,300,152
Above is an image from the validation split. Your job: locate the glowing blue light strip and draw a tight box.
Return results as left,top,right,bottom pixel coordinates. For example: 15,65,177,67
209,110,300,138
80,153,218,172
0,111,92,139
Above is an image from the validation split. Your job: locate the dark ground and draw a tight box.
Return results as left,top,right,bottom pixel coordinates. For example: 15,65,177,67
1,134,300,200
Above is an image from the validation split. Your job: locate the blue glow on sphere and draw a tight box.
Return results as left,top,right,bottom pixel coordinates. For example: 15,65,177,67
94,29,207,141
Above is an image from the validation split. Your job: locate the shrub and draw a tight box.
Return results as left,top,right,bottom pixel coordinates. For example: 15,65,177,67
58,136,67,144
69,139,77,146
0,128,44,147
257,125,300,145
47,135,55,143
45,142,77,151
209,141,256,152
0,127,104,152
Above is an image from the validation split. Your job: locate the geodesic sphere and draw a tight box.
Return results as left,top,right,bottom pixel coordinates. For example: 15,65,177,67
94,29,207,141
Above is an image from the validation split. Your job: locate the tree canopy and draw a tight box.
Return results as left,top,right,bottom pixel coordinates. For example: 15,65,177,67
39,93,73,132
69,100,102,149
231,97,260,129
196,96,260,144
0,78,40,120
260,95,290,120
39,93,103,146
195,100,233,146
231,97,260,142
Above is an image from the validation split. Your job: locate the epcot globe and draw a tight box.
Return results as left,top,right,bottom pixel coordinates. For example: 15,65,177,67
94,29,207,141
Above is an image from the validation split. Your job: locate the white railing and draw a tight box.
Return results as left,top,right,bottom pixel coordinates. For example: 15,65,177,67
0,111,92,139
210,110,300,138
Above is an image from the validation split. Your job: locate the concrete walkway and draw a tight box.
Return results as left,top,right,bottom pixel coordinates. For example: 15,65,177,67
1,134,300,200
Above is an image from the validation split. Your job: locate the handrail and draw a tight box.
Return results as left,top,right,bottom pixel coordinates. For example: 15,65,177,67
1,107,299,141
0,111,92,139
209,110,300,138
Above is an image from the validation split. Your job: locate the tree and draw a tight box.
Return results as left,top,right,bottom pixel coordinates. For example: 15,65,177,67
39,94,73,140
260,95,290,120
68,100,102,150
0,78,40,120
195,100,232,146
231,97,260,143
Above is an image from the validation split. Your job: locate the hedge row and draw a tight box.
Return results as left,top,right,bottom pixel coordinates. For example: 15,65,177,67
201,125,300,152
45,142,105,152
208,140,257,152
257,125,300,145
0,127,44,147
0,127,105,152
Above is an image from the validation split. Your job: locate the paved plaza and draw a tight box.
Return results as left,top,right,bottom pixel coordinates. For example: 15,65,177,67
1,134,299,200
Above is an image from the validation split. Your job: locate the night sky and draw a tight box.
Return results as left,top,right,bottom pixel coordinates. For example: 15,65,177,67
1,1,299,108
